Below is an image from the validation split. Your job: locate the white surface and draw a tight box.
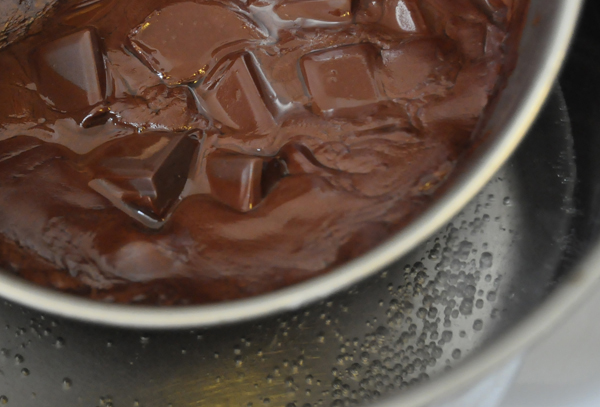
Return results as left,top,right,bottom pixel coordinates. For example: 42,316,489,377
499,281,600,407
438,359,522,407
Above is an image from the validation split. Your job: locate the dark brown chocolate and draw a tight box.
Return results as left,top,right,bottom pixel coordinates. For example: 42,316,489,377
300,44,381,117
32,28,106,123
206,151,267,212
89,131,200,220
128,1,267,85
0,0,526,304
196,53,277,134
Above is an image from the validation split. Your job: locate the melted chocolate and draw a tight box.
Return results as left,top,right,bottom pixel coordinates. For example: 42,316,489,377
0,0,525,304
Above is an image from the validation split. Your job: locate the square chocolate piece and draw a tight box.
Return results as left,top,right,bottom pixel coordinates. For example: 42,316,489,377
197,53,277,134
90,131,200,219
128,1,266,85
32,27,106,117
205,149,289,212
206,151,265,212
300,44,381,117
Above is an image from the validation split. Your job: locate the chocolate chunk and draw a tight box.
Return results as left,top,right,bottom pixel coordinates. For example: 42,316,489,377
300,44,381,117
378,38,458,99
128,1,266,85
196,53,277,134
206,151,265,212
273,0,352,25
355,0,427,34
205,149,291,212
32,28,106,120
89,131,200,220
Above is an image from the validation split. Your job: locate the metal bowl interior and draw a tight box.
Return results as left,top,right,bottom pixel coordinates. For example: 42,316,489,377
0,0,584,328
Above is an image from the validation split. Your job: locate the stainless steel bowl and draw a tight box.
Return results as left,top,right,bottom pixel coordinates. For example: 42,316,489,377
0,0,584,329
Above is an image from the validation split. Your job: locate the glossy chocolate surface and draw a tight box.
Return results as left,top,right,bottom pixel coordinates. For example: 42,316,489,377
0,0,523,304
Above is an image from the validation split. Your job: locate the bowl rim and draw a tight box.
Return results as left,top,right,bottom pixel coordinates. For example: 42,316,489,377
0,0,584,329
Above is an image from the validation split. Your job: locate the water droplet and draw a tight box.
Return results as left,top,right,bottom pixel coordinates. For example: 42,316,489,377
503,197,512,206
479,252,493,269
349,363,361,377
459,299,473,316
54,338,65,348
140,336,150,345
0,395,7,404
451,349,462,360
21,368,29,377
62,378,72,390
473,319,484,331
464,285,476,297
14,354,23,365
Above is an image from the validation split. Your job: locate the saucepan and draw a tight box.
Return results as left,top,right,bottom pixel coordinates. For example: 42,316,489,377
0,0,583,328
